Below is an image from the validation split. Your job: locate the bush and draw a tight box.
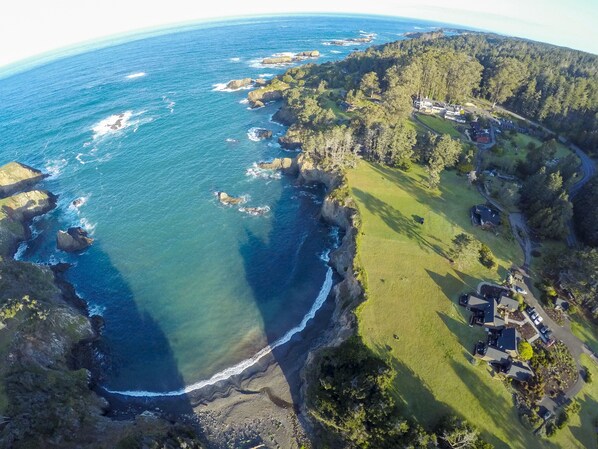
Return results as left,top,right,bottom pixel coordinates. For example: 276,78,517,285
583,367,593,384
518,342,534,361
479,244,497,269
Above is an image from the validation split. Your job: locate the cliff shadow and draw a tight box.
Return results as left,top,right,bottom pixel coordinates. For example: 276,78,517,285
236,178,337,438
60,242,195,421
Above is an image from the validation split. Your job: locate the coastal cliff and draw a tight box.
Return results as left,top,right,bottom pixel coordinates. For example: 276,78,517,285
0,162,204,449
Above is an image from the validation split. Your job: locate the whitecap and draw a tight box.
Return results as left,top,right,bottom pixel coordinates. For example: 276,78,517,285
229,57,241,62
245,164,282,180
91,111,133,139
162,96,175,113
212,82,254,93
14,242,27,260
330,50,342,54
258,73,274,78
247,127,267,142
125,72,146,79
45,158,68,178
103,267,334,397
88,303,107,316
239,99,249,104
238,206,270,216
80,217,96,235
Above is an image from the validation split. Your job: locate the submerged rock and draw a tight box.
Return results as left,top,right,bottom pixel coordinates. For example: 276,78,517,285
216,191,244,205
56,227,94,253
226,78,254,90
239,206,270,216
0,162,46,198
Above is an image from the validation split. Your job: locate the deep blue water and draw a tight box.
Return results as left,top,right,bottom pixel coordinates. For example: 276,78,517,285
0,15,446,393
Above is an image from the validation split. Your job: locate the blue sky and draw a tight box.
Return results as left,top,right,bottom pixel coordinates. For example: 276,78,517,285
1,0,596,69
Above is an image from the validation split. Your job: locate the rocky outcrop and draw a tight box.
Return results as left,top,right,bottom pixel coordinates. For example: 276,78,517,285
261,51,320,65
262,56,294,65
216,191,244,205
258,157,298,175
226,78,254,90
254,78,267,86
295,50,320,58
272,106,297,127
56,227,94,252
0,190,57,256
256,129,273,139
247,80,290,108
0,162,46,198
296,153,342,191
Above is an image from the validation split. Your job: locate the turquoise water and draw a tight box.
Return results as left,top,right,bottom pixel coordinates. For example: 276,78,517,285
0,15,446,393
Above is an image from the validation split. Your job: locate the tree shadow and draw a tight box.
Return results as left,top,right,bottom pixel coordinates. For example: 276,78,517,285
351,187,448,258
569,394,598,449
436,311,478,357
447,359,562,449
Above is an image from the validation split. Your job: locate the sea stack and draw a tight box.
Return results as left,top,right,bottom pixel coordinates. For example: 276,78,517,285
56,227,94,252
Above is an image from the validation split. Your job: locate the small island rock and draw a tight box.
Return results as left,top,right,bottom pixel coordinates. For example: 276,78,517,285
56,227,94,253
216,191,244,205
226,78,254,90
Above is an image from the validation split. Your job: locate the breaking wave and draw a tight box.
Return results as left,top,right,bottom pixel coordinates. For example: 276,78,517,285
103,266,334,397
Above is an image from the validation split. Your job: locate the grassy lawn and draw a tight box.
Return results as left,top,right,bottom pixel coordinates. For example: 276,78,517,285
571,313,598,354
551,354,598,449
416,114,462,139
346,161,576,449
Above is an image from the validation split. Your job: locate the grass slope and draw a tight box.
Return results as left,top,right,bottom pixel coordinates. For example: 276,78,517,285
347,161,577,449
416,114,462,139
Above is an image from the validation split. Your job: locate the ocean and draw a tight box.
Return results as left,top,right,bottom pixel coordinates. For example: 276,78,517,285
0,15,446,394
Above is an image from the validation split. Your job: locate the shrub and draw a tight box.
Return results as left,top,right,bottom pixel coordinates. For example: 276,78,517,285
518,342,534,361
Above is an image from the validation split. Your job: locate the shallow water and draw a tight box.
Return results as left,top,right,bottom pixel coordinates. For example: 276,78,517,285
0,15,446,393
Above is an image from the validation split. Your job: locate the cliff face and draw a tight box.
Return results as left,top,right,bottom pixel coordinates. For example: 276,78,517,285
0,162,46,198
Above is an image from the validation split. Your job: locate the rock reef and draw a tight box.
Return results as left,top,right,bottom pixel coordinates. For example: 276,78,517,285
225,78,254,90
257,157,298,175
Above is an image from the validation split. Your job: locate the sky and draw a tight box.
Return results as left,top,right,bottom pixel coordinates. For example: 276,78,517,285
1,0,596,71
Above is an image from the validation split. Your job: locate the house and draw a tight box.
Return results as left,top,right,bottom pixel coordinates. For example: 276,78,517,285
490,327,520,357
471,205,501,228
555,297,570,312
475,342,510,364
466,295,505,328
497,295,520,313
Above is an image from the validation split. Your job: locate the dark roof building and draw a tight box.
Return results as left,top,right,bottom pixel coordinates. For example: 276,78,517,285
471,205,501,228
493,327,519,357
466,295,505,329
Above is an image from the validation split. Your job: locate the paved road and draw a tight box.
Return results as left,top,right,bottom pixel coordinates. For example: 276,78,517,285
493,106,596,248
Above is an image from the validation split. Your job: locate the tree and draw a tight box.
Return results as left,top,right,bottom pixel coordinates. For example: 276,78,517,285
450,233,480,268
478,244,497,269
360,71,381,99
425,135,462,188
518,341,534,361
438,416,484,449
486,57,527,107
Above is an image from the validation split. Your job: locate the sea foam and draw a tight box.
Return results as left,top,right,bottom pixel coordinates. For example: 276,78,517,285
104,266,334,397
125,72,146,79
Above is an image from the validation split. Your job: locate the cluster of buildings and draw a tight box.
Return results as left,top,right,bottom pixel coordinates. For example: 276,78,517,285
460,289,535,382
413,98,467,123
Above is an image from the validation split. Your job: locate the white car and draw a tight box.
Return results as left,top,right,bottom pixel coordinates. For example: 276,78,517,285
514,285,528,295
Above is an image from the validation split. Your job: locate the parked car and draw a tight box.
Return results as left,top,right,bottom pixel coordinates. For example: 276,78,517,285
526,306,535,315
514,285,528,295
530,311,539,321
543,410,553,420
537,323,547,333
533,316,543,325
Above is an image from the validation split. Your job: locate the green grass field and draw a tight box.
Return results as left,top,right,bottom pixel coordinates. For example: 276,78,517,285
571,314,598,354
347,161,592,449
416,114,462,139
551,354,598,449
